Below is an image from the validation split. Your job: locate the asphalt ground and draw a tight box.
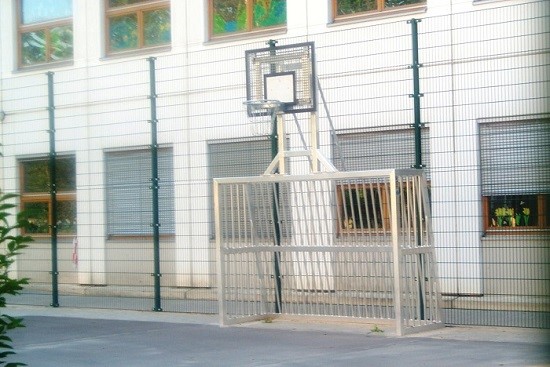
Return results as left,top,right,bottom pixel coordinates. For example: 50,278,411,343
4,305,550,367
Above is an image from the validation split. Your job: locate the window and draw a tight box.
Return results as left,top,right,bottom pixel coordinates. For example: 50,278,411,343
105,148,174,236
210,0,286,38
106,0,171,53
20,156,76,235
333,0,426,19
208,137,278,238
18,0,73,67
336,181,389,232
479,119,550,231
333,127,430,233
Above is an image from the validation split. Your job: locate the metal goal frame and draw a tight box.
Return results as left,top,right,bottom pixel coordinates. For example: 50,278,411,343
214,169,443,335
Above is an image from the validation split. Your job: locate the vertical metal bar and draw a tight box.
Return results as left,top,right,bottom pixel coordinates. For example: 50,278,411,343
46,71,59,308
408,18,424,170
267,39,283,314
408,18,426,321
148,57,162,312
214,180,226,325
389,171,404,335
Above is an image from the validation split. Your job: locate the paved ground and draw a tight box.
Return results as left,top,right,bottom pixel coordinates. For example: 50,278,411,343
4,305,550,367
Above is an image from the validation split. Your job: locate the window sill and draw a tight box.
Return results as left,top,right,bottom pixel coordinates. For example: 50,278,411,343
473,0,513,5
101,45,172,61
337,230,391,237
329,5,427,26
24,234,76,239
15,60,74,73
482,228,550,236
107,234,175,241
205,26,287,45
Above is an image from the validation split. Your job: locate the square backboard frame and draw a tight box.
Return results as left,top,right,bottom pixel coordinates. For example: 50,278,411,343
245,41,316,116
264,71,296,105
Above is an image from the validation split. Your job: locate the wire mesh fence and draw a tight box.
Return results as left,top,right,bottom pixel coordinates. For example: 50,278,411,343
2,1,549,327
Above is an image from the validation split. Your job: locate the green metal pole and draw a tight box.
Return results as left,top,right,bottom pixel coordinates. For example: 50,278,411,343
47,71,59,307
408,18,424,170
267,39,283,314
148,57,162,311
408,18,425,320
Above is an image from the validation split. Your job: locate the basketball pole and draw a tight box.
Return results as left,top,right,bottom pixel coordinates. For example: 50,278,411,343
267,39,283,314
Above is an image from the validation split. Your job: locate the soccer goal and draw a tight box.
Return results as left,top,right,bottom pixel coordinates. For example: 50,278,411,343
214,169,443,335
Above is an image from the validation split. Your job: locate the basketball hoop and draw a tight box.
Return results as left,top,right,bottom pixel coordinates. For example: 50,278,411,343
243,100,282,136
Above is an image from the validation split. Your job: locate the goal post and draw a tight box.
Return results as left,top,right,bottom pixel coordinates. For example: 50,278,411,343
214,169,443,335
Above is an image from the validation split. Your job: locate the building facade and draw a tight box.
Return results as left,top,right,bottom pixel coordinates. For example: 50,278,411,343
0,0,548,325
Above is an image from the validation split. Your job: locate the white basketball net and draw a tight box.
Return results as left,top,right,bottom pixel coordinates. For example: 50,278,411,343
244,100,281,137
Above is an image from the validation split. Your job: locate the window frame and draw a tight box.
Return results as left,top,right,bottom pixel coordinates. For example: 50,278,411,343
331,0,427,22
336,179,430,235
17,0,73,68
336,182,390,235
482,195,548,233
479,117,550,234
208,0,287,40
104,146,175,238
19,156,77,237
208,136,275,239
333,126,431,235
104,0,171,55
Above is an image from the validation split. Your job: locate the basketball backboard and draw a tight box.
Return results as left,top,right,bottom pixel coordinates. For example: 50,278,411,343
245,41,316,116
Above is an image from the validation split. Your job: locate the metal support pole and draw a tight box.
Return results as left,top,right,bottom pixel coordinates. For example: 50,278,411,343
408,18,425,320
46,71,59,307
408,18,424,170
267,39,283,314
148,57,162,312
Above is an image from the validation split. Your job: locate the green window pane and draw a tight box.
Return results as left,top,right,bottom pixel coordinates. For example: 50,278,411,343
109,0,150,7
50,25,73,61
57,201,77,234
22,160,49,192
21,0,72,24
109,14,138,51
253,0,286,28
22,157,76,193
56,157,77,191
144,8,171,46
212,0,247,35
21,30,46,65
24,202,49,234
385,0,423,7
336,0,376,15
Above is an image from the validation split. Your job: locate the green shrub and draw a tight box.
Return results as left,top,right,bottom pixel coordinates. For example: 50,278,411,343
0,193,33,367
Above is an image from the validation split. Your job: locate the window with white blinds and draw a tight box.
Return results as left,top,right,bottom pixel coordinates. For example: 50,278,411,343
479,118,549,230
208,137,272,238
105,147,175,236
333,127,430,178
479,119,550,196
332,127,430,234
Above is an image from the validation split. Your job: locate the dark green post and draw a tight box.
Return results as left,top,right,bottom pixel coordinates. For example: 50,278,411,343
148,57,162,311
408,18,425,320
267,39,283,314
47,71,59,307
408,18,424,169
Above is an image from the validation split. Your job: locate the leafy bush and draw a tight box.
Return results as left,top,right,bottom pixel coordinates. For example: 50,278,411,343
0,193,32,367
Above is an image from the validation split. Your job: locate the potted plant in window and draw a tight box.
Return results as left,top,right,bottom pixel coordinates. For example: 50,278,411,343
494,206,514,227
522,207,530,226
